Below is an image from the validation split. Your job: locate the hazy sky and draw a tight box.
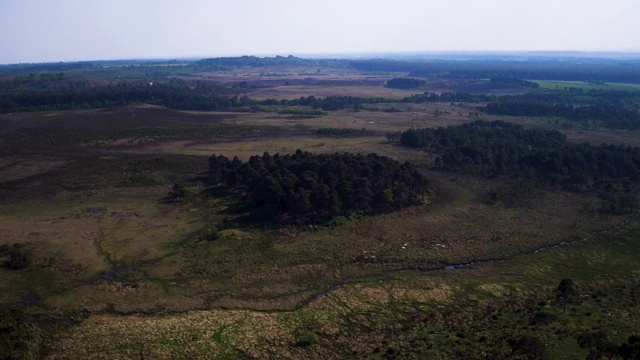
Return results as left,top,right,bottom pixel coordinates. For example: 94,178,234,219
1,0,639,64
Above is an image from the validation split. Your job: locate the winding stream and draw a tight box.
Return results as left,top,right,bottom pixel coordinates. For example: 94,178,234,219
296,210,640,309
16,211,640,311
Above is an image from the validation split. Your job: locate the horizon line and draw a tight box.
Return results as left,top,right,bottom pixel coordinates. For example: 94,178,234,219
3,49,640,66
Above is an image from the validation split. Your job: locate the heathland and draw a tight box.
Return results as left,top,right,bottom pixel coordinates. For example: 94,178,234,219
1,54,640,359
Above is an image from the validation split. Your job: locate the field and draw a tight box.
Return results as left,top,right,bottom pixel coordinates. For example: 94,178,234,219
2,63,640,359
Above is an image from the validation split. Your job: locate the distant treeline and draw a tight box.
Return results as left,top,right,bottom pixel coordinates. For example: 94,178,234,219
3,78,640,134
371,88,640,108
260,95,386,111
0,72,92,94
208,150,429,222
0,84,395,113
483,101,640,129
489,77,540,88
400,121,640,213
0,86,493,113
479,91,640,129
350,58,640,83
0,61,95,75
0,82,242,112
481,91,640,106
263,93,494,110
386,78,426,89
402,92,492,103
195,55,349,71
315,127,373,137
4,55,640,83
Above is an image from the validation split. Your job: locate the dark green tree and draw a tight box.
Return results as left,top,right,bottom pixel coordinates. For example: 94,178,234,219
511,335,547,360
556,278,578,313
577,331,619,360
169,183,186,201
619,335,640,360
0,244,29,270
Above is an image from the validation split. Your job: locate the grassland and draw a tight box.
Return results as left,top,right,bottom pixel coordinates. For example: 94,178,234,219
46,221,640,359
2,68,640,359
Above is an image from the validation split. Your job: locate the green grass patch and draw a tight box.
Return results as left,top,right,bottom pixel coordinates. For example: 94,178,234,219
534,80,640,92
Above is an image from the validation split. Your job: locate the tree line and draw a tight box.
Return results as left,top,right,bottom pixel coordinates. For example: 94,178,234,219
347,57,640,82
487,90,640,107
386,78,426,89
0,82,239,113
0,85,466,114
402,92,492,103
4,55,640,83
489,77,540,88
195,55,350,72
482,101,640,129
208,150,430,222
315,127,373,137
399,120,640,213
3,75,639,133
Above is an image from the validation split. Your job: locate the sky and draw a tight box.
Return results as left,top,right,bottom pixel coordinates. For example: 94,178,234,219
0,0,639,64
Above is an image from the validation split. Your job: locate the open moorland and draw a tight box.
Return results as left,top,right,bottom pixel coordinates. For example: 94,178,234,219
2,55,640,359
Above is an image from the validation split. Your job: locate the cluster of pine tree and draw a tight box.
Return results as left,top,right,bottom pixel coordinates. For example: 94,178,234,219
208,150,429,222
400,121,640,213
